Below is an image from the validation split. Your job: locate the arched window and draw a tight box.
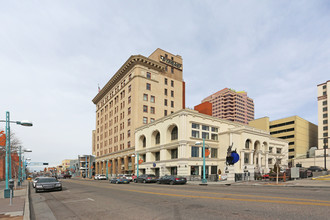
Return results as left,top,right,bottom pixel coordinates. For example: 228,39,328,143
245,140,251,149
171,126,178,140
155,132,160,145
143,136,146,148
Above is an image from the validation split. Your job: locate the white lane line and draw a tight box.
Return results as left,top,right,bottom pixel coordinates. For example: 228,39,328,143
88,198,95,201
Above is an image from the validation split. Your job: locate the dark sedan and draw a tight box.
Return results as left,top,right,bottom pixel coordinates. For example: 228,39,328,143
307,166,324,172
157,175,187,185
35,177,62,193
134,174,157,183
110,177,130,184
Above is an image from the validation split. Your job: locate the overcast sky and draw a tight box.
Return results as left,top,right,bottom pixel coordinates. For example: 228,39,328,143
1,1,329,169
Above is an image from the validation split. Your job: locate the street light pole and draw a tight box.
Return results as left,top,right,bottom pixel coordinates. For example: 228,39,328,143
195,139,208,184
324,138,328,171
106,160,109,179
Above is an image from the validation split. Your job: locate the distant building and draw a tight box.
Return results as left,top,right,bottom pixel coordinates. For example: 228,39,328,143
78,155,95,178
317,80,329,148
249,116,318,163
196,88,254,124
92,48,185,176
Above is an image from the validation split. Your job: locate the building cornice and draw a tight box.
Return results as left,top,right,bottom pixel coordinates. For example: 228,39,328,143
92,55,166,104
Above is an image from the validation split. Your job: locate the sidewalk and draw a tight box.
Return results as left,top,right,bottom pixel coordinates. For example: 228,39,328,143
187,178,330,188
0,180,30,220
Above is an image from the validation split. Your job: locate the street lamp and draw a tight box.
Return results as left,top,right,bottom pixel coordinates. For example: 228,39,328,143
323,138,328,171
195,139,208,184
0,111,33,198
18,147,32,186
132,153,139,177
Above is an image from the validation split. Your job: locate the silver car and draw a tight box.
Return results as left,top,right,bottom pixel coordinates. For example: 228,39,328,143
35,177,62,193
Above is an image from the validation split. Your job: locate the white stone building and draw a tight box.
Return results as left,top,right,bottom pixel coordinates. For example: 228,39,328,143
134,109,288,179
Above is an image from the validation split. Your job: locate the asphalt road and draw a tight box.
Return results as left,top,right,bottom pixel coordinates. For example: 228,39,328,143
30,178,330,220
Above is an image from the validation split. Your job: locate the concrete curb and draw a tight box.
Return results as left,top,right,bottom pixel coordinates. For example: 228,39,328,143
23,182,30,220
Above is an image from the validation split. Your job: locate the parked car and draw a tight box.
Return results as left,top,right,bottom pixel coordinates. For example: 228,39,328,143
157,175,187,185
35,177,62,193
118,174,133,182
33,177,44,188
109,177,130,184
94,174,107,180
63,174,72,179
307,166,323,172
134,174,157,183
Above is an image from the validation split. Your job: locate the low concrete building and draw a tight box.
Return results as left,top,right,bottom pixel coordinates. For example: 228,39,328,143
134,109,288,180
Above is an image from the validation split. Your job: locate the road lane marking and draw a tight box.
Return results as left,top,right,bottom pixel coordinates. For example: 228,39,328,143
62,198,95,204
65,179,330,207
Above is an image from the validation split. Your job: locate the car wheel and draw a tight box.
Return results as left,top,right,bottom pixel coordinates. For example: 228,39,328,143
169,181,174,185
157,180,160,184
143,179,146,184
58,187,62,191
35,189,39,193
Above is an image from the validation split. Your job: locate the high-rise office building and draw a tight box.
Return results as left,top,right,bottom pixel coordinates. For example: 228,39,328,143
196,88,254,124
92,48,185,175
317,80,329,148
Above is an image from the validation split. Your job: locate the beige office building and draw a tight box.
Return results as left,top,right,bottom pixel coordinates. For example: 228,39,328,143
249,116,318,162
317,80,329,148
135,109,288,178
92,49,185,176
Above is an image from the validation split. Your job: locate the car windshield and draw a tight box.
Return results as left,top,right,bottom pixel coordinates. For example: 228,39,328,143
37,178,58,183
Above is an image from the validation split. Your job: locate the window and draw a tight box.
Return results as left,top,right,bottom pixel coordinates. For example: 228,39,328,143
128,96,131,104
143,137,146,148
211,148,218,158
324,107,328,112
143,105,148,113
171,126,178,140
324,132,328,137
171,101,174,108
192,123,200,129
143,117,148,124
146,83,151,90
171,67,174,73
128,85,131,93
128,107,131,115
155,152,160,161
155,132,160,145
150,107,155,114
268,158,273,165
171,149,178,159
324,126,328,131
324,113,328,118
211,127,218,132
146,72,151,79
164,99,168,106
171,80,174,87
191,146,199,157
150,96,155,103
323,91,327,96
269,147,273,153
202,125,209,131
324,101,328,105
191,166,199,175
324,120,328,124
289,148,295,152
244,153,249,164
150,118,155,122
276,148,281,154
127,141,131,148
127,130,131,138
143,94,148,101
127,118,131,126
211,134,218,140
171,90,174,97
202,132,209,139
164,89,168,96
323,85,326,89
192,130,199,138
164,110,167,116
165,78,168,85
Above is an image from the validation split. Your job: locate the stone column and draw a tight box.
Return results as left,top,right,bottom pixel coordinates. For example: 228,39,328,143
258,152,261,169
240,151,244,170
95,162,99,175
265,153,269,172
249,151,254,165
117,157,122,174
112,159,116,175
132,156,135,175
124,156,129,173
